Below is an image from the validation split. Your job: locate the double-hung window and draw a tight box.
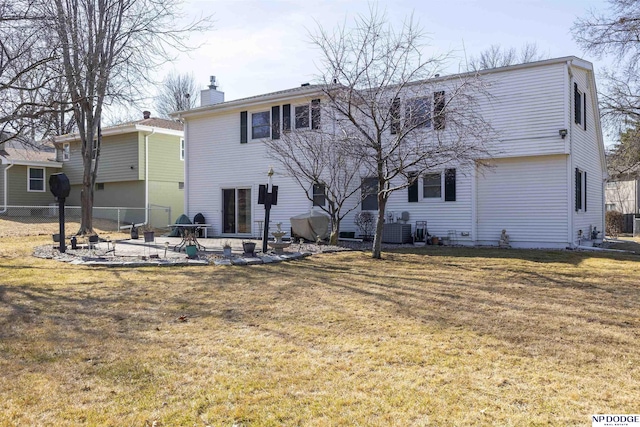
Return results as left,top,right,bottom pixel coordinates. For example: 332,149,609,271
62,143,70,161
295,105,310,129
28,167,45,192
252,111,271,139
313,183,326,206
423,173,442,198
180,139,185,160
361,178,378,210
405,97,431,128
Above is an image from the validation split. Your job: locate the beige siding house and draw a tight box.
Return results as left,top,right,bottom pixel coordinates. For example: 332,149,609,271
53,114,185,227
1,140,63,214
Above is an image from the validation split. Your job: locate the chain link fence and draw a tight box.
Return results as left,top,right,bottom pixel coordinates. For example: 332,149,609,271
0,205,171,238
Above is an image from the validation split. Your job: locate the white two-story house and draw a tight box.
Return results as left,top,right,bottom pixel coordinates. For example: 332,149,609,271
173,57,606,248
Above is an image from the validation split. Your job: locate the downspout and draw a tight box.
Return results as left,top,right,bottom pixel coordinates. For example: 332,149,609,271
144,128,156,225
1,159,15,214
566,60,575,247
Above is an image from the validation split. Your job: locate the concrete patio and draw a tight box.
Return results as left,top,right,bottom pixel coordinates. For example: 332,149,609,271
39,236,315,266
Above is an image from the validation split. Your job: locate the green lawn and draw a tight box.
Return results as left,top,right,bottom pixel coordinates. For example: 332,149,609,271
1,235,639,426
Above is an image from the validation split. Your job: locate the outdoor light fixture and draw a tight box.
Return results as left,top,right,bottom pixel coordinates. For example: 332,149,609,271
559,129,568,139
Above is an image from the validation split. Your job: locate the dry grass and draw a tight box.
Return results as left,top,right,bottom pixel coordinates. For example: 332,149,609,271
0,230,639,425
0,217,129,239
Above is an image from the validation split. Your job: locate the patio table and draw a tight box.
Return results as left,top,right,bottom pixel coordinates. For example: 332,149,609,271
168,223,210,252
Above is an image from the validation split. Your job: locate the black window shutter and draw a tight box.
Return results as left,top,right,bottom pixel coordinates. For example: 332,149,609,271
575,168,581,211
271,106,280,140
434,91,446,130
311,99,321,129
584,171,587,211
408,174,418,203
282,104,291,132
584,96,587,131
390,98,400,134
574,83,582,125
240,111,248,144
444,168,456,201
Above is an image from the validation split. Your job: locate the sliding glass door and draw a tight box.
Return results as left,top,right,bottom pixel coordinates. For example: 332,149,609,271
222,188,252,234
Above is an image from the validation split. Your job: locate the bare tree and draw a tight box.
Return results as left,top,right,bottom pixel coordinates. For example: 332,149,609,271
0,0,61,145
265,104,364,245
607,122,640,177
573,0,640,127
37,0,212,235
467,43,546,71
156,72,199,118
312,8,494,259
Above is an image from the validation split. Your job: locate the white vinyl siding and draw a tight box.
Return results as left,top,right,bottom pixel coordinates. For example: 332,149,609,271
185,110,313,237
183,58,606,246
571,67,605,241
479,62,567,158
385,166,472,243
476,155,569,246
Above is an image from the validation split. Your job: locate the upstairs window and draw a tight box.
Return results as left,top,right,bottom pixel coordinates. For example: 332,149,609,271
574,83,583,127
62,143,70,161
28,167,45,192
405,97,431,128
180,139,185,160
295,105,310,129
252,111,270,139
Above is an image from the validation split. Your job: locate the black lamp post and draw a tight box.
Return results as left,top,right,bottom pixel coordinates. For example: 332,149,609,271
259,166,278,253
49,173,71,253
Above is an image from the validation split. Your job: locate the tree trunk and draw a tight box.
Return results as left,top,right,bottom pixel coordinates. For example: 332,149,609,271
78,124,97,235
78,176,94,235
371,196,387,259
329,217,340,245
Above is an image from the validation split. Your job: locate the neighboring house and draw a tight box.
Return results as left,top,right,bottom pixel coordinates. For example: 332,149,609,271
173,57,606,248
605,172,639,234
1,137,63,214
53,112,185,227
605,172,639,215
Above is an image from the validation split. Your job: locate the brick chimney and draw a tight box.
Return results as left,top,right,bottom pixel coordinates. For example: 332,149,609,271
143,110,151,119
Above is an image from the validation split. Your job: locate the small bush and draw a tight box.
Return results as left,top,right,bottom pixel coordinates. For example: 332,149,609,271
606,210,624,237
354,211,375,240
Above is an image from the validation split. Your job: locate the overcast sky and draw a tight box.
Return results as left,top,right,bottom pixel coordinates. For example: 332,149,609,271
156,0,611,105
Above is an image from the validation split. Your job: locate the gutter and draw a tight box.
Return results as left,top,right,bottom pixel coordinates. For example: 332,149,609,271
1,159,15,214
